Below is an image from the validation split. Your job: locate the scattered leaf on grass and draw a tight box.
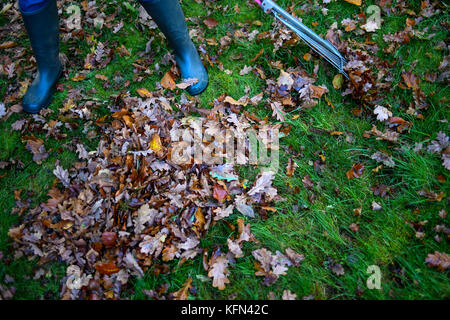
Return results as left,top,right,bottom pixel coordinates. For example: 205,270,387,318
346,163,365,179
203,17,218,29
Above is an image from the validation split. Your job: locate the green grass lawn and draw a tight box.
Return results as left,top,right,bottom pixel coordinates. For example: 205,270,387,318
0,0,449,299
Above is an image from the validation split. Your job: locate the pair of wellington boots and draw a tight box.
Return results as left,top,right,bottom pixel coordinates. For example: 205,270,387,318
20,0,208,113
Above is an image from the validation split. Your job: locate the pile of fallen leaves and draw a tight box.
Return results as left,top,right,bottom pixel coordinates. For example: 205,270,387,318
8,91,308,299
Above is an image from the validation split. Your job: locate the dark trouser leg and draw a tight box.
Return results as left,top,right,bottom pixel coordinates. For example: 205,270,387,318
20,0,62,113
139,0,209,96
19,0,49,13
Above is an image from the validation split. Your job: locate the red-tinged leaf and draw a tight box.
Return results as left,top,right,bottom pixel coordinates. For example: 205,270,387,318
250,48,264,62
346,163,365,179
286,157,298,177
203,17,218,29
101,231,117,247
310,85,328,99
402,72,420,90
95,262,121,275
213,184,228,203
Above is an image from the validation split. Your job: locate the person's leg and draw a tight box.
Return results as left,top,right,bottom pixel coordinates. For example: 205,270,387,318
139,0,208,96
18,0,49,13
20,0,62,113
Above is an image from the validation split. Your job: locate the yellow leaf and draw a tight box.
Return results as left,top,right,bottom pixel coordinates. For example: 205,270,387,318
71,74,86,82
224,96,248,106
194,207,206,230
206,38,218,46
261,206,277,212
332,74,344,90
149,133,163,154
61,98,75,113
136,88,152,98
344,0,362,5
122,115,134,127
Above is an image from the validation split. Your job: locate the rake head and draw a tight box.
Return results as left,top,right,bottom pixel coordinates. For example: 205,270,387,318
257,0,349,79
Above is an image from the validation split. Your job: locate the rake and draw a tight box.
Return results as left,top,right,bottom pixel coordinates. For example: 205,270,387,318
253,0,349,79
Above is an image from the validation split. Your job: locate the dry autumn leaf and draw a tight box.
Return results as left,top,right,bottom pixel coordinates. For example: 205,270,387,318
172,277,193,300
0,41,17,49
277,70,294,90
332,74,344,90
149,133,163,155
101,231,117,247
213,184,228,203
425,251,450,271
208,255,230,290
286,157,298,177
402,72,420,90
373,105,392,122
302,175,314,190
136,88,153,98
346,163,365,179
310,85,328,99
224,96,248,106
176,78,198,89
203,17,218,29
161,70,177,90
95,262,121,275
344,0,362,5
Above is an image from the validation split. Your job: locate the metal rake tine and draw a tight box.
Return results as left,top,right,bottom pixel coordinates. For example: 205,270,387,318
258,0,349,79
278,15,349,78
274,11,347,72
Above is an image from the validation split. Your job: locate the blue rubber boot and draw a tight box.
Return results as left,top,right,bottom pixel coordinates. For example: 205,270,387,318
20,0,62,113
140,0,208,96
